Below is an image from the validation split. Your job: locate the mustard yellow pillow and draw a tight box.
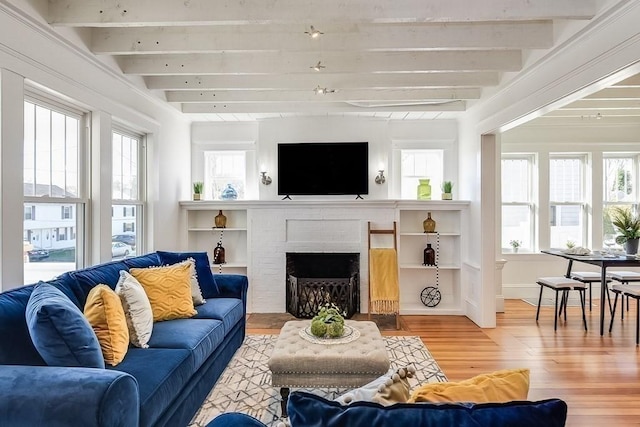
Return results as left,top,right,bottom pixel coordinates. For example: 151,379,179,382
84,284,129,366
130,262,197,322
408,368,530,403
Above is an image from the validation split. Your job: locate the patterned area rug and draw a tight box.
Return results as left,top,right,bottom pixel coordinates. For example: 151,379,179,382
189,334,447,427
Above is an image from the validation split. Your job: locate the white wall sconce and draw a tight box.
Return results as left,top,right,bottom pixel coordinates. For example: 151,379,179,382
375,170,385,185
260,171,272,185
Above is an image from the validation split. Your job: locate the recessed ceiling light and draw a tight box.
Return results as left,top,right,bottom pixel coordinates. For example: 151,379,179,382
310,61,326,72
305,25,324,39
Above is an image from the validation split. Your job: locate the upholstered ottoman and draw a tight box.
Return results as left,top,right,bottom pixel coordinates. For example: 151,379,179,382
268,320,390,416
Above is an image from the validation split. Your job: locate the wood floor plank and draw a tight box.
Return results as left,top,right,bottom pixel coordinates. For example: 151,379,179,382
247,299,640,427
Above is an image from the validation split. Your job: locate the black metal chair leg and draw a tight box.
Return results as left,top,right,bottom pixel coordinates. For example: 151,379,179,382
554,289,559,331
589,283,592,312
635,298,640,347
579,289,587,331
536,284,543,322
562,290,568,321
609,292,619,333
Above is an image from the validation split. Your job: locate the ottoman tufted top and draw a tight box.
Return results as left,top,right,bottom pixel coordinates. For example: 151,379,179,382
268,320,390,388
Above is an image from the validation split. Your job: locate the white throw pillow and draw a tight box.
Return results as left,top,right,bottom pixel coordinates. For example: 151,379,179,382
115,270,154,348
334,365,415,406
179,258,206,306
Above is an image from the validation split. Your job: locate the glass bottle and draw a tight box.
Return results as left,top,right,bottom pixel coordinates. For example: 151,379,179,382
423,212,436,233
214,210,227,228
213,242,226,264
423,244,436,266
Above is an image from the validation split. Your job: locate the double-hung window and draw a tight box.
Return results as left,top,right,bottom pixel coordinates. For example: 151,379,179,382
23,98,86,283
501,154,535,252
603,155,639,248
112,129,144,258
549,155,587,248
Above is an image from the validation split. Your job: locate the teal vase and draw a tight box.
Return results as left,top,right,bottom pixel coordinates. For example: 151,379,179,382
417,179,432,200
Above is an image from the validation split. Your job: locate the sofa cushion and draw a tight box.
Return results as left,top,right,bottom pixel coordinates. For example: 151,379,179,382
148,318,225,371
409,368,530,404
26,282,105,368
287,391,568,427
131,262,197,321
70,260,129,307
115,270,154,348
123,252,161,269
194,298,244,334
157,251,220,298
108,348,192,427
0,284,44,365
84,284,130,366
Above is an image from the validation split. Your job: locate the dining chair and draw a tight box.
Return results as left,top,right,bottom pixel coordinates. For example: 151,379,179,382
535,277,588,331
608,283,640,345
609,271,640,319
570,271,612,312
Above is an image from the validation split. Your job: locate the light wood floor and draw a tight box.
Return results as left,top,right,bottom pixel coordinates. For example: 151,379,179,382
247,299,640,427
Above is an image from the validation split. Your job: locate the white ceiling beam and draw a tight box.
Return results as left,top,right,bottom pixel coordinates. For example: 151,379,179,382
121,51,521,75
48,0,596,26
584,87,640,99
92,21,553,54
146,72,499,90
181,101,467,114
166,88,481,103
545,109,640,117
562,99,640,109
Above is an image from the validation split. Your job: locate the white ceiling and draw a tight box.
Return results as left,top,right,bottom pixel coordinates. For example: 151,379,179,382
15,0,640,122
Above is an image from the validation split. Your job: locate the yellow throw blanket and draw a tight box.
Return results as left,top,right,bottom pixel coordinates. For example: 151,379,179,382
369,248,399,314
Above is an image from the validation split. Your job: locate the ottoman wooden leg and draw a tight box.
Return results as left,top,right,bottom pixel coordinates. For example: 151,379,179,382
280,387,290,418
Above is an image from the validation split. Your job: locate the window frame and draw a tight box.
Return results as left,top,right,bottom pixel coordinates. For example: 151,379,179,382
548,154,588,248
23,93,88,276
501,153,536,253
111,126,146,256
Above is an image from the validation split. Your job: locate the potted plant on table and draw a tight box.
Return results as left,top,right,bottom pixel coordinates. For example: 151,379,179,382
610,206,640,255
509,240,522,253
310,303,346,338
193,182,204,201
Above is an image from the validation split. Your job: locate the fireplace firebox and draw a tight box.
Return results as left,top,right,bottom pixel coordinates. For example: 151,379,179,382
286,252,360,318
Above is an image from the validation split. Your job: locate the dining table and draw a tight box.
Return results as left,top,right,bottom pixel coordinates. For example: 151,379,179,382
541,249,640,335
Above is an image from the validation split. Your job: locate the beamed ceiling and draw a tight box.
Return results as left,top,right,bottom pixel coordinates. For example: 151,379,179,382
19,0,640,122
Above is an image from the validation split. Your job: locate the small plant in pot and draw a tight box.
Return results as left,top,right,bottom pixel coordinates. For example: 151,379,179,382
509,239,521,253
441,181,454,200
193,182,204,201
310,303,346,338
610,206,640,255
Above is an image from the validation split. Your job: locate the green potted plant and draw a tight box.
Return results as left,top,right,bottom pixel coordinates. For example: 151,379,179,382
441,181,453,200
610,206,640,254
193,182,204,201
509,239,521,253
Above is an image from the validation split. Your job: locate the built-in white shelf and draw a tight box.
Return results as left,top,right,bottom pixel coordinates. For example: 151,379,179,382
399,263,460,270
188,227,247,232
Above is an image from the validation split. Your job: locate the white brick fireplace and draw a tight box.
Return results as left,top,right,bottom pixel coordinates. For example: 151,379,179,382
247,201,397,313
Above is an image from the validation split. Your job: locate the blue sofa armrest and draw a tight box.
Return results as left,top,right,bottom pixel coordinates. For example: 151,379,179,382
0,365,139,427
213,273,248,308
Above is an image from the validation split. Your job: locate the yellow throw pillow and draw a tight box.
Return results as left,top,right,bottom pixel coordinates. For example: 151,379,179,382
130,262,197,322
408,368,530,404
84,284,130,366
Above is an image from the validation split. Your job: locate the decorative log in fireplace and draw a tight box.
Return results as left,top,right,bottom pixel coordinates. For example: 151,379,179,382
286,253,359,318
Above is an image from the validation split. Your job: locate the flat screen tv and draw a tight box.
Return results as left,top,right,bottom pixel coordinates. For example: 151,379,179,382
278,142,369,196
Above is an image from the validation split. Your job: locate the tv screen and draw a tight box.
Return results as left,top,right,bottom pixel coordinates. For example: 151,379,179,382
277,142,369,196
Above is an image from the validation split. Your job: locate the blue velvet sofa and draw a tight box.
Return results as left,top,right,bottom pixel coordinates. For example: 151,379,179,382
208,392,568,427
0,251,248,427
